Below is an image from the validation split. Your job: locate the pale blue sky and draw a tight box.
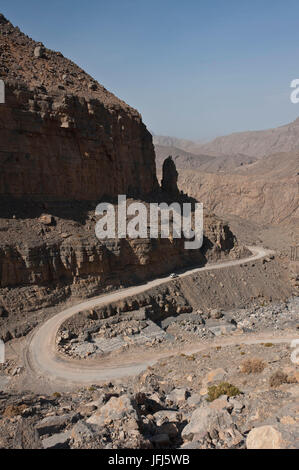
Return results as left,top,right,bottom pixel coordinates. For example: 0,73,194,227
2,0,299,139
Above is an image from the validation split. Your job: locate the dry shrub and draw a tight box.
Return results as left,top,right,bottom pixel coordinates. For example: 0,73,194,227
240,358,266,374
2,404,27,418
269,370,297,387
207,382,242,402
269,370,288,388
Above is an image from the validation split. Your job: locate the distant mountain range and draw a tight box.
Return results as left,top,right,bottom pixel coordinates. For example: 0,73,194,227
153,135,204,155
154,120,299,227
154,117,299,160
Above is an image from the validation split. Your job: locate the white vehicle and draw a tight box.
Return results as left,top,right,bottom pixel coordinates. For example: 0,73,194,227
170,273,179,279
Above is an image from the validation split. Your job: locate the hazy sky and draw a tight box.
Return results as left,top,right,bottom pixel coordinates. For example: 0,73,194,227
2,0,299,140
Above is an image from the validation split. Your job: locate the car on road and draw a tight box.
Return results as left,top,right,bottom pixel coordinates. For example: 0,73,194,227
170,273,179,279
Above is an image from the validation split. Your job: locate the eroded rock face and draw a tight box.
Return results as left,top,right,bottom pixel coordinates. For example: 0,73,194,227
0,16,158,200
0,82,157,200
0,210,238,289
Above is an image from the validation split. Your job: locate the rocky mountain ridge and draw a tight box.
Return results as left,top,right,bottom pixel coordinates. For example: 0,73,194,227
177,151,299,225
154,116,299,159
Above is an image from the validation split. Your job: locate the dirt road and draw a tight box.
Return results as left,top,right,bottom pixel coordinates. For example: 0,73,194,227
26,246,294,387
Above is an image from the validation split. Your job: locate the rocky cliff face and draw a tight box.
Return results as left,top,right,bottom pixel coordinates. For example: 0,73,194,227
0,205,240,291
0,14,158,200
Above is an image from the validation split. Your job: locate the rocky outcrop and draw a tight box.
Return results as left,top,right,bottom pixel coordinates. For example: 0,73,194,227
161,156,180,196
0,210,239,291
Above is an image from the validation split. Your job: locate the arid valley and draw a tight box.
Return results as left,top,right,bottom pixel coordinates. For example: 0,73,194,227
0,8,298,452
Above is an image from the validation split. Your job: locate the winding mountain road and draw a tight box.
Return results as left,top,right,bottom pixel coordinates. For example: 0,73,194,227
26,246,295,387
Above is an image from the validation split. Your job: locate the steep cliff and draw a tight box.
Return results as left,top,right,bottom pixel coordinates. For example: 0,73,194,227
0,14,158,200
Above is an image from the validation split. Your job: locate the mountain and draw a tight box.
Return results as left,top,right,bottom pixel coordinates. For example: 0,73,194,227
156,122,299,226
154,144,213,169
153,135,204,155
198,119,299,158
178,151,299,225
155,117,299,159
155,144,257,172
0,13,158,200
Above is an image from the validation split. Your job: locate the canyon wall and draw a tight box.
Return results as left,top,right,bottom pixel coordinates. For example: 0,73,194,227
0,14,158,200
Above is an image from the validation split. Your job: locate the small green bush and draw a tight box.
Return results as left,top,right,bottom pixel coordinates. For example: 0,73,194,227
207,382,242,402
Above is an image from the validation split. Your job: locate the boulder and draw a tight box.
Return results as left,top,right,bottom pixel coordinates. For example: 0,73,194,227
153,410,182,426
246,425,285,449
166,388,188,405
202,368,226,385
36,413,77,436
181,405,232,441
71,421,94,444
39,214,55,226
208,323,236,336
42,431,71,449
34,45,45,58
187,393,202,408
87,395,138,427
209,397,230,411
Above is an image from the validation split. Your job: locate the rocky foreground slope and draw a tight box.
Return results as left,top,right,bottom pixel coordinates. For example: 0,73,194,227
1,298,298,449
